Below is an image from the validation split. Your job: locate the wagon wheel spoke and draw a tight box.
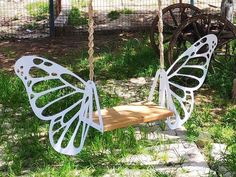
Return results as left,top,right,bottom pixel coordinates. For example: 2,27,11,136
153,23,175,33
180,7,187,21
192,22,201,39
169,9,178,27
217,21,226,40
206,16,212,34
162,29,175,34
163,22,177,31
168,14,236,72
150,3,202,57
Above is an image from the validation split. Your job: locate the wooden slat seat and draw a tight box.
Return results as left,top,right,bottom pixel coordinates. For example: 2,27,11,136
93,102,173,132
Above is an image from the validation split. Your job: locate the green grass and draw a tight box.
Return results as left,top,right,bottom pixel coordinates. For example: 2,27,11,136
208,58,236,98
0,35,168,176
71,0,87,8
121,8,134,14
26,1,49,21
68,7,87,26
22,22,40,30
1,35,236,176
79,0,87,8
41,37,158,81
0,43,165,175
0,71,147,176
0,47,17,59
94,40,157,79
107,10,121,21
107,8,134,21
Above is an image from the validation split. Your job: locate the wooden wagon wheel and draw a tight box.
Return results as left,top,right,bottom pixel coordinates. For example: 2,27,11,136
168,14,236,66
150,3,201,55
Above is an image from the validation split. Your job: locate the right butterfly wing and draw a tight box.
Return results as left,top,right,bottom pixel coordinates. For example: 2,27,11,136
165,34,217,129
15,56,103,155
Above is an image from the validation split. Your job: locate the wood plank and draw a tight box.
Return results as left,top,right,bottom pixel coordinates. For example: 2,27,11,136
93,102,173,132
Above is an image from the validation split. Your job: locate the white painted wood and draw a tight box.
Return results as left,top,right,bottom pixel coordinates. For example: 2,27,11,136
14,56,103,155
14,34,218,155
149,34,218,129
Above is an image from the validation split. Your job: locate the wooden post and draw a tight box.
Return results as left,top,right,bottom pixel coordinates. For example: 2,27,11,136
56,0,62,17
190,0,194,5
221,0,234,23
232,79,236,99
49,0,55,37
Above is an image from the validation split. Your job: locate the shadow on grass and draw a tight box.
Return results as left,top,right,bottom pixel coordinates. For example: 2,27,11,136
53,37,161,81
0,108,165,176
0,71,164,176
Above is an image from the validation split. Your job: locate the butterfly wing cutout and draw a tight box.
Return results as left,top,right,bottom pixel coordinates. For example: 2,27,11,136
164,34,218,129
14,56,103,155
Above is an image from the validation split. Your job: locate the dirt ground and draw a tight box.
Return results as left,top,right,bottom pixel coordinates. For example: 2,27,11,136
0,32,140,72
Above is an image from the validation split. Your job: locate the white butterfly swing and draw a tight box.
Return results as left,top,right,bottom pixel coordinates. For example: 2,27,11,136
14,0,217,156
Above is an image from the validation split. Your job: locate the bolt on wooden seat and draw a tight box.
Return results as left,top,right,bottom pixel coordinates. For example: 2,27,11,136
93,102,173,132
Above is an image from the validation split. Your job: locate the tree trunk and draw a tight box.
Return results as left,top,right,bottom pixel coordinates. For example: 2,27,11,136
232,79,236,99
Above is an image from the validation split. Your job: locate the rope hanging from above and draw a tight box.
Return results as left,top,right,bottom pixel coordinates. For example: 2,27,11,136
157,0,164,69
87,0,164,79
88,0,95,81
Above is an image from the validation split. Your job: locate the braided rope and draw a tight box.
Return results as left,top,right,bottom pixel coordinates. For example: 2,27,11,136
88,0,95,81
157,0,164,69
87,0,164,79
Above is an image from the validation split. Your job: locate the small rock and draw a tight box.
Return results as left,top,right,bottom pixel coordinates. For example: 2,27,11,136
218,166,229,175
121,154,153,165
130,77,146,85
224,172,234,177
211,143,227,161
26,29,32,33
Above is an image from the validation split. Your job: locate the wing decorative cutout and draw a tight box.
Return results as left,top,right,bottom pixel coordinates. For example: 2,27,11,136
15,56,103,155
149,34,218,129
15,35,218,155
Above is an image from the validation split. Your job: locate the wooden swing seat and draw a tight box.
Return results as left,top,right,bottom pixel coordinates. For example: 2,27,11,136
94,102,173,132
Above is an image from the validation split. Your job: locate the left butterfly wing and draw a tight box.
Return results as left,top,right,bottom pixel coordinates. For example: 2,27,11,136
15,55,87,121
15,56,103,155
165,34,217,129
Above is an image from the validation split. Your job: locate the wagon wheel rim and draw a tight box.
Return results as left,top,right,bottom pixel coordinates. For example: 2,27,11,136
150,3,201,57
168,14,236,66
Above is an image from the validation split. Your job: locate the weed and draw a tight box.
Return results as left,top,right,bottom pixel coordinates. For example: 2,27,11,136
68,7,88,26
222,107,236,128
23,22,39,30
93,38,157,80
161,152,169,164
155,171,173,177
0,70,145,176
26,1,49,21
79,0,87,8
209,125,234,144
71,0,87,8
0,47,17,59
107,10,121,21
225,139,236,173
107,8,133,21
1,34,236,176
121,8,133,14
12,16,19,21
208,58,236,98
